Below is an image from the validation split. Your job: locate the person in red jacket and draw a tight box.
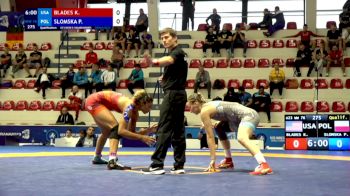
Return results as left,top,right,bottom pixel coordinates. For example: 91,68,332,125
67,85,84,121
327,45,346,77
285,24,324,49
85,46,98,68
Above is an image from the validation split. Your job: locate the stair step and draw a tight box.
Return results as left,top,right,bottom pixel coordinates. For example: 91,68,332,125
50,63,72,68
149,72,162,77
62,37,87,41
159,43,190,49
139,116,159,122
177,35,192,39
60,45,82,50
55,54,79,59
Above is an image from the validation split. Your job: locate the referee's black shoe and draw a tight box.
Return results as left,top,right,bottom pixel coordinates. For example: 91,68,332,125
141,167,165,175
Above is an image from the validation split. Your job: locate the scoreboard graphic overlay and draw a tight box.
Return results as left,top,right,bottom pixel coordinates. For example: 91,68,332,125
285,114,350,150
24,8,123,31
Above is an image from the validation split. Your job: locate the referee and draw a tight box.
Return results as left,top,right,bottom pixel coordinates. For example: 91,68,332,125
142,28,188,175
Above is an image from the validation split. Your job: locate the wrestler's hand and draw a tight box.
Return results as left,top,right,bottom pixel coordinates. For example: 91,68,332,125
204,160,217,172
148,123,158,133
141,135,156,146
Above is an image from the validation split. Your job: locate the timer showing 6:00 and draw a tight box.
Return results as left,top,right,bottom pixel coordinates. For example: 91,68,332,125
25,9,38,15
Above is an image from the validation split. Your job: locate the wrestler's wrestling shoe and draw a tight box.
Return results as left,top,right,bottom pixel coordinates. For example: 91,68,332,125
217,158,234,169
92,156,108,164
107,159,131,170
250,162,273,175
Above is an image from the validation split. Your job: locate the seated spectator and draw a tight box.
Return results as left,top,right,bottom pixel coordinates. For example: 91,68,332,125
231,25,248,58
89,64,103,93
73,67,90,98
339,10,350,50
140,30,154,57
135,8,149,34
269,63,285,97
127,63,144,95
34,66,54,99
65,128,74,138
114,26,127,54
237,86,253,107
11,48,27,78
126,28,141,58
206,8,221,34
101,64,117,91
308,42,328,77
0,47,11,78
294,43,312,77
263,6,285,37
94,27,111,41
327,45,346,76
218,24,233,57
78,129,86,138
60,64,75,98
194,65,211,99
202,26,220,57
56,106,75,125
76,126,97,147
285,24,323,49
252,86,272,123
24,44,42,78
223,87,240,103
110,46,124,77
258,8,272,29
67,85,84,121
326,23,342,50
85,46,98,68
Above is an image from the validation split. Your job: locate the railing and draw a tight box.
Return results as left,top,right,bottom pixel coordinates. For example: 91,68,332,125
58,31,69,76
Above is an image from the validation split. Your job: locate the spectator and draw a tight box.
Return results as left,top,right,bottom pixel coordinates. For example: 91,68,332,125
269,63,285,97
113,27,127,54
194,65,211,99
65,128,74,138
181,0,195,30
252,86,272,123
206,8,221,34
263,6,285,37
126,28,141,58
110,46,124,77
308,42,328,77
326,45,346,77
223,87,240,103
285,24,323,49
218,24,233,58
67,85,84,121
231,25,248,58
94,27,111,41
24,45,42,78
76,126,97,147
60,64,75,98
127,63,144,95
189,0,195,31
339,9,350,50
56,106,75,125
78,129,86,138
140,30,154,57
135,8,149,34
101,64,117,91
89,64,103,93
85,47,98,68
237,86,253,107
0,47,11,78
11,48,27,78
258,8,272,29
202,26,220,57
73,67,90,98
294,43,312,77
326,23,342,50
34,67,54,99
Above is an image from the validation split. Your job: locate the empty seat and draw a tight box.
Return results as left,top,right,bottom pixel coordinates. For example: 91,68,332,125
270,101,283,112
259,40,271,48
224,23,233,31
197,24,208,31
203,59,215,68
315,79,328,89
190,59,201,68
55,101,69,111
40,42,52,51
11,43,23,51
286,39,298,48
300,79,314,89
117,80,130,89
28,100,42,111
230,58,242,68
286,58,295,67
248,23,258,30
247,40,257,48
51,80,61,89
256,79,269,89
273,40,284,48
42,101,55,111
344,57,350,67
317,101,330,112
284,78,299,89
15,100,28,110
138,59,150,68
94,42,105,50
13,80,26,89
332,101,346,112
287,22,297,29
193,40,204,49
258,58,270,68
124,59,136,68
330,79,343,89
216,59,228,68
26,79,36,89
106,42,115,50
186,79,195,89
285,101,299,112
326,21,337,29
227,79,240,89
272,58,284,67
81,42,93,50
1,100,15,110
213,79,226,89
244,59,256,68
26,43,37,51
301,101,314,112
346,79,350,89
242,79,254,89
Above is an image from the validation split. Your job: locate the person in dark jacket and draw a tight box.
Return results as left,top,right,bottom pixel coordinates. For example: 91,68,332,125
34,67,54,99
223,87,240,103
56,106,75,125
263,6,285,37
258,8,272,29
76,127,98,147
